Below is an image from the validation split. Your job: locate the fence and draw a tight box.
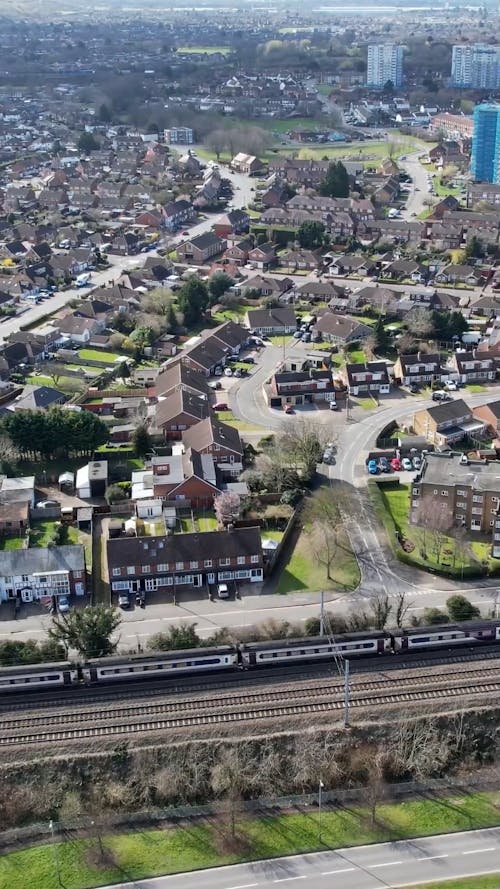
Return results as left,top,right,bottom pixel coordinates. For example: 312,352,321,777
0,774,492,854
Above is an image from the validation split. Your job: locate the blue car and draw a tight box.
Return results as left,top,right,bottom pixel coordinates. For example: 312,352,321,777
367,459,379,474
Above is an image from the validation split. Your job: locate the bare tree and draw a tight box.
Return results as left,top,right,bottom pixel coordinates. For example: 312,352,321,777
205,128,229,161
414,495,452,564
393,717,452,778
280,419,332,478
394,592,413,628
210,746,257,838
370,593,392,629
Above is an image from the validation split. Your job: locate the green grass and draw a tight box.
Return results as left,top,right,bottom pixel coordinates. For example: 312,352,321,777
26,374,85,393
29,521,80,548
0,535,25,550
267,335,295,348
357,398,378,411
3,791,500,889
78,349,121,363
196,514,219,532
466,383,486,393
215,409,261,432
346,349,366,364
176,45,231,54
405,878,500,889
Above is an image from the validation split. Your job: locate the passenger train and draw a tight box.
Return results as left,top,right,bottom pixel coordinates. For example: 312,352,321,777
1,620,499,693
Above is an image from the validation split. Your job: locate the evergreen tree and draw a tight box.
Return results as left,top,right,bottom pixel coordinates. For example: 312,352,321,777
177,276,209,327
319,161,349,198
50,606,121,658
132,423,152,458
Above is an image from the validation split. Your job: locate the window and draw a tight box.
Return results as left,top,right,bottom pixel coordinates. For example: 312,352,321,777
490,520,495,527
142,565,151,574
472,508,482,515
251,555,260,564
457,489,467,496
441,490,448,497
219,558,230,567
456,501,467,509
157,564,168,572
473,495,483,503
127,566,135,575
237,556,245,565
112,568,121,577
204,559,213,568
175,561,183,570
189,561,198,569
413,487,420,496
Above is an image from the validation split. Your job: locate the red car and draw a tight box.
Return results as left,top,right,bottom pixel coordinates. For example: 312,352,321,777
214,402,229,411
390,457,402,471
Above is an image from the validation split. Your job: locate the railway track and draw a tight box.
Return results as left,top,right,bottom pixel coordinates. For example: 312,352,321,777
2,662,500,746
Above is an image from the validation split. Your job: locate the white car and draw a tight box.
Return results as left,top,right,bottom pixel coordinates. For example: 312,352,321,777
444,381,457,391
57,596,70,613
224,368,233,377
217,583,229,599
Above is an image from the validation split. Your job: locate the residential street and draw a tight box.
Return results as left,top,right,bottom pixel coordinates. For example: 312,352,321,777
99,827,500,889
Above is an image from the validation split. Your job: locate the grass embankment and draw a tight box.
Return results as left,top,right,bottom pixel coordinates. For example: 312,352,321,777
369,480,499,577
2,792,500,889
408,879,500,889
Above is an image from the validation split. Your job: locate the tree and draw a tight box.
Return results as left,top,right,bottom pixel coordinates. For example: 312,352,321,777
383,79,395,94
446,595,480,622
132,423,152,459
148,623,200,651
117,360,130,379
177,276,209,328
205,129,229,161
370,593,392,629
372,316,391,352
210,746,257,838
394,592,413,628
466,235,484,259
0,638,65,666
297,221,325,250
77,131,100,154
208,272,234,305
98,103,112,123
423,607,449,625
319,161,349,199
306,487,345,583
0,409,107,460
280,419,328,479
49,605,121,658
105,484,128,505
214,491,242,526
130,325,155,356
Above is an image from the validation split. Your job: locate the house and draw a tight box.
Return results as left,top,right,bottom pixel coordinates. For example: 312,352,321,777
162,199,194,232
176,233,226,264
107,526,264,597
56,314,103,344
0,501,29,535
149,448,220,508
413,399,484,447
277,249,323,272
245,306,296,335
393,352,444,388
182,416,243,466
247,243,277,270
76,461,108,499
472,401,500,436
155,361,212,400
383,260,428,283
329,256,375,276
154,388,210,440
450,350,496,384
10,384,66,411
295,281,344,303
469,295,500,318
410,453,500,555
313,312,371,346
224,238,254,266
213,209,250,238
0,545,86,603
434,264,485,287
270,369,336,407
241,275,292,298
231,153,265,175
0,475,35,508
343,361,391,397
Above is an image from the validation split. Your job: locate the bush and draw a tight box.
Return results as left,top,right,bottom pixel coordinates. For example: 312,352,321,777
446,594,480,622
423,607,450,625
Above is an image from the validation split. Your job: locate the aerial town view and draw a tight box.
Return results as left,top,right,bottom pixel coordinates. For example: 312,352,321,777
3,0,500,886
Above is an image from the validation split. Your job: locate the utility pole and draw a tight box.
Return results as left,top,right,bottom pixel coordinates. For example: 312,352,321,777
49,820,61,888
344,658,350,728
318,779,324,844
320,589,325,636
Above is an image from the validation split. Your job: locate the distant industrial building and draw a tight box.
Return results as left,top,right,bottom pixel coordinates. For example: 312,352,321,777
163,127,194,145
451,44,500,89
366,44,404,88
471,103,500,184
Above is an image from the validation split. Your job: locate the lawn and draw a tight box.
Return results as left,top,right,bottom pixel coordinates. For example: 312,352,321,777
176,45,231,54
215,409,261,432
26,374,85,393
78,349,121,363
268,335,295,348
29,520,80,548
0,535,25,550
346,349,366,364
465,383,486,393
3,792,500,889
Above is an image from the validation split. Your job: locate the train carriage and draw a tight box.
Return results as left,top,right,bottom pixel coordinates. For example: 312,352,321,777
241,632,392,668
394,620,500,651
0,660,77,692
82,645,239,684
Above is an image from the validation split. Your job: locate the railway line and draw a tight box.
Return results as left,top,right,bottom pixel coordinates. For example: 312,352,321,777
3,659,500,748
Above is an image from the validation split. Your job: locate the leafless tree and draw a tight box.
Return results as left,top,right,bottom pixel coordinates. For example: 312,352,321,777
414,495,452,564
205,129,229,161
210,746,257,837
394,592,413,628
393,717,452,778
370,592,392,629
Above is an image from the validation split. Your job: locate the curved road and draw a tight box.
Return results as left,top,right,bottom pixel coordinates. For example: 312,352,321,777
100,827,500,889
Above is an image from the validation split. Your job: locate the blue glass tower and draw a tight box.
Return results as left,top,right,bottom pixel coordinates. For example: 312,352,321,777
471,103,500,183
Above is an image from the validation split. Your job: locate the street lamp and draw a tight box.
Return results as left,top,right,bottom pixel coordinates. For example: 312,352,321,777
49,819,61,887
318,780,324,844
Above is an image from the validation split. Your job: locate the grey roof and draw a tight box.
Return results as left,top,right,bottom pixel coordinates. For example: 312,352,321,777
420,453,500,493
0,544,85,576
182,416,243,456
13,385,65,411
107,527,262,571
425,397,472,424
184,232,222,250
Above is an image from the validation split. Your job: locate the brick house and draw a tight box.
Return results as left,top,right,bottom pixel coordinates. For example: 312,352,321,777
393,352,444,388
413,399,485,447
152,448,220,508
270,370,336,407
247,243,277,270
154,388,210,440
313,312,371,346
410,452,500,555
182,416,243,466
107,526,264,596
450,350,496,384
213,209,250,238
155,361,211,400
231,153,265,175
0,545,86,603
224,238,254,266
162,199,194,232
0,502,28,535
245,306,296,335
472,400,500,437
343,361,391,397
177,233,226,264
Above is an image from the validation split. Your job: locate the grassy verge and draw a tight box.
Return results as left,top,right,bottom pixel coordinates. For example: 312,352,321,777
406,878,500,889
3,792,500,889
215,409,261,432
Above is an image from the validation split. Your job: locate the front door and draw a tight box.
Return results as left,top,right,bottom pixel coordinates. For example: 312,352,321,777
20,588,33,603
207,573,215,584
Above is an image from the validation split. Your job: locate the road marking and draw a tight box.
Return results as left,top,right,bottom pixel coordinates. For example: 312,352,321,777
321,867,356,875
416,854,449,861
225,883,259,889
368,860,404,868
462,847,495,855
273,878,307,883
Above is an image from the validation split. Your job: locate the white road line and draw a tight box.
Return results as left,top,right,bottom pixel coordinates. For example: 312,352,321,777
321,867,356,875
273,878,307,884
368,860,404,868
462,847,495,855
416,854,449,861
225,883,259,889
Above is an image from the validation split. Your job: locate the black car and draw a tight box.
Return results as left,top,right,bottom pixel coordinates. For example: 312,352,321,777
409,384,419,394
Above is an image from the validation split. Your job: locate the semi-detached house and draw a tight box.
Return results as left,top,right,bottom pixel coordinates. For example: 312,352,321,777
107,526,264,595
393,352,444,387
0,545,86,604
413,399,486,447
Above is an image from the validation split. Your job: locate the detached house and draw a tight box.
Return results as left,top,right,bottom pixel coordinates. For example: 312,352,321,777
177,233,225,264
162,199,194,232
213,209,250,238
107,526,264,597
154,388,210,440
0,545,86,604
247,243,277,270
245,306,296,335
313,312,371,346
182,416,243,467
344,361,391,397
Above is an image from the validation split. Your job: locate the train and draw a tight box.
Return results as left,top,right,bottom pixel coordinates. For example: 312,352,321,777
1,620,500,694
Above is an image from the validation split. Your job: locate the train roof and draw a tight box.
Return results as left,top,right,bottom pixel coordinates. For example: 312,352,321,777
0,660,74,675
395,619,500,637
85,645,236,665
241,632,389,651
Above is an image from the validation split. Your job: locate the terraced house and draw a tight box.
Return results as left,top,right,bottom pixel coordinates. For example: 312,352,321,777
107,527,264,595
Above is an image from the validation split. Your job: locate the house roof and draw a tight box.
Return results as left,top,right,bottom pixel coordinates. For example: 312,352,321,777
12,384,66,411
314,313,369,339
419,452,500,492
107,526,262,571
182,416,243,456
454,350,494,371
474,400,500,420
423,397,472,425
155,388,209,426
246,307,296,328
155,361,211,399
0,544,85,576
397,352,441,370
182,232,223,251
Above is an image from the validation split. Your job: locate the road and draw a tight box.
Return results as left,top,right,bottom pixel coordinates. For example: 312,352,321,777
399,150,432,218
100,827,500,889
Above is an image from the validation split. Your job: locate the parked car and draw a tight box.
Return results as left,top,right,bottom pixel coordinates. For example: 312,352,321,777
209,381,222,390
217,583,229,599
378,456,390,473
329,401,339,411
224,368,233,377
293,330,302,339
57,595,70,613
36,499,58,509
284,404,294,414
402,457,413,471
432,390,451,402
323,448,335,464
390,457,402,471
367,459,379,474
213,402,228,411
412,455,422,470
444,380,457,391
118,593,130,609
409,384,419,394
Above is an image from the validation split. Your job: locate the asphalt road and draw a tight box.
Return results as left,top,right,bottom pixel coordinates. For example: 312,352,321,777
100,827,500,889
399,150,432,218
